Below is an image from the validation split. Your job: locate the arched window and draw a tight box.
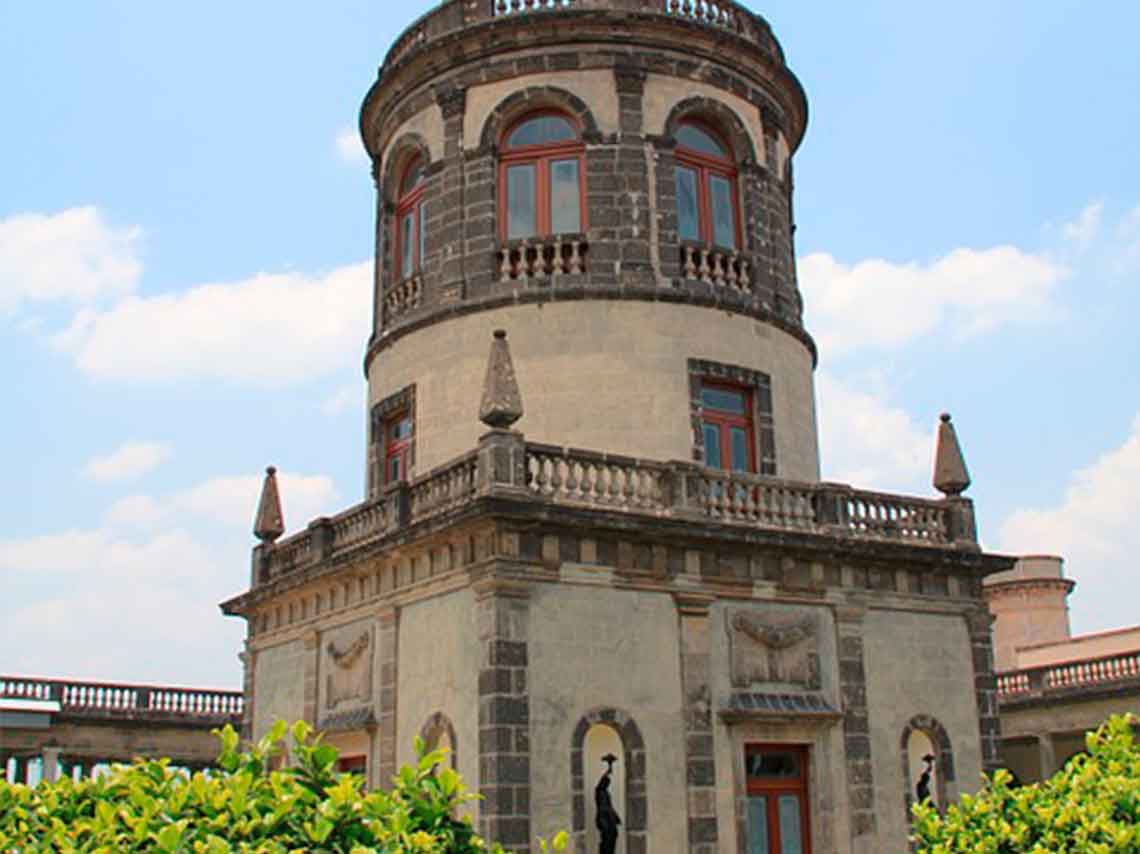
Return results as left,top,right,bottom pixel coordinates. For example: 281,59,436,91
674,121,739,250
499,112,585,240
395,157,426,280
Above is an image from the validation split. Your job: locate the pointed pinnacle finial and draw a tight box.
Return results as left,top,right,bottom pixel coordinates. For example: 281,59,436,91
479,329,523,429
254,466,285,544
933,413,971,496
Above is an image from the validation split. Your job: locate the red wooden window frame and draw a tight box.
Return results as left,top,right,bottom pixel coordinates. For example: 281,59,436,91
394,157,426,281
700,381,755,474
675,120,741,250
744,744,812,854
336,754,367,775
383,410,413,485
498,110,587,240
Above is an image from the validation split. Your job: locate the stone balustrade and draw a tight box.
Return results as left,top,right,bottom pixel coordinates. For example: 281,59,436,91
498,236,588,282
997,651,1140,700
253,433,976,587
0,676,243,721
385,275,423,322
680,243,753,291
384,0,775,70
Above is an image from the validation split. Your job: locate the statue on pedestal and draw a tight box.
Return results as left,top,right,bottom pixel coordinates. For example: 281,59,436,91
915,753,936,804
594,753,622,854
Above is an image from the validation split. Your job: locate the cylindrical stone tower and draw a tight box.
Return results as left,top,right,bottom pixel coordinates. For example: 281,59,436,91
984,555,1076,672
359,0,816,497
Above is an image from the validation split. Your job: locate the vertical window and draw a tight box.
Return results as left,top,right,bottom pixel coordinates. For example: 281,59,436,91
745,745,811,854
500,112,585,239
384,410,413,484
701,383,755,474
674,121,739,250
395,158,426,279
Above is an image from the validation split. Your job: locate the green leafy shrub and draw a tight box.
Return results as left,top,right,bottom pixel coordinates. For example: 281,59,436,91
912,714,1140,853
0,720,568,854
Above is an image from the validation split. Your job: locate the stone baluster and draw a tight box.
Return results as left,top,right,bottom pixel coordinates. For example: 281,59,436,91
697,247,712,282
552,236,563,276
568,239,582,274
682,244,696,278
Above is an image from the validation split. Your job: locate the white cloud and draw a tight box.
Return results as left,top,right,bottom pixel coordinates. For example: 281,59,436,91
83,440,172,481
104,494,168,528
1061,200,1104,251
335,126,369,166
816,371,932,494
322,383,363,417
0,207,142,312
800,246,1066,356
53,261,371,385
174,472,340,532
1114,204,1140,274
999,414,1140,635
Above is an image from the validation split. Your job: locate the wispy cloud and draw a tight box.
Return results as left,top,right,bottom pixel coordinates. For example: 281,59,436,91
83,440,172,482
1061,200,1104,252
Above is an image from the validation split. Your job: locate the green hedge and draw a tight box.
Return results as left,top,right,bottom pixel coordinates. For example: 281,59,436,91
912,714,1140,853
0,720,567,854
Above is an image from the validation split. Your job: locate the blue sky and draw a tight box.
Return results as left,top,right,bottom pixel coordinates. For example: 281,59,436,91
2,1,1138,688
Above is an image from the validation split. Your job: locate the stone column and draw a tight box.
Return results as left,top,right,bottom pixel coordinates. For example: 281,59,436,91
836,605,877,846
376,605,401,790
475,578,531,854
240,640,257,743
612,65,653,288
434,85,468,305
675,592,717,854
965,608,1003,774
302,630,320,728
41,747,61,784
1036,733,1057,780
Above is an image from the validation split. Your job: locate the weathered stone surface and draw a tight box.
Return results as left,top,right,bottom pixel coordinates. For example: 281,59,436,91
934,413,972,496
253,467,284,544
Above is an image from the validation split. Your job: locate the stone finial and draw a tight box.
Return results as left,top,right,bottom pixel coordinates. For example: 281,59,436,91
479,329,524,429
254,466,285,544
933,413,971,496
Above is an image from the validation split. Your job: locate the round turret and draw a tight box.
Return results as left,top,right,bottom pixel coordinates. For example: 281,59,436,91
358,0,818,496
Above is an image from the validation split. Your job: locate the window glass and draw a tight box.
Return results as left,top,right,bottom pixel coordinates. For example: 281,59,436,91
778,796,803,854
418,205,426,268
508,115,577,148
677,124,728,157
746,796,770,854
550,158,581,234
676,166,699,242
507,164,537,239
702,387,747,414
400,212,415,279
389,415,413,442
731,427,749,472
703,423,722,469
710,174,736,248
388,457,401,482
747,750,801,779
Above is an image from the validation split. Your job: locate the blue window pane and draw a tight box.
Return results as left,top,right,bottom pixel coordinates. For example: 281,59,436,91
778,796,803,854
507,164,537,239
710,174,736,249
401,212,415,278
676,166,699,242
701,387,747,414
677,124,728,157
508,115,577,148
703,423,721,469
418,204,426,266
550,158,581,234
746,796,769,854
731,427,749,472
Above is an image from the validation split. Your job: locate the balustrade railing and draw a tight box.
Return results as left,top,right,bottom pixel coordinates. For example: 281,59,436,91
492,0,574,15
253,436,973,585
997,651,1140,700
499,237,587,282
385,275,423,322
680,243,752,291
1,676,243,719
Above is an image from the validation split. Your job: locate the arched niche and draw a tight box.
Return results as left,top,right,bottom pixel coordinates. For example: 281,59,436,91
570,708,646,854
900,714,956,815
419,711,458,770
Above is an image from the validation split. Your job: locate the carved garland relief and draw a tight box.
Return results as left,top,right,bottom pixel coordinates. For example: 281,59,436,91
727,610,821,690
325,631,373,710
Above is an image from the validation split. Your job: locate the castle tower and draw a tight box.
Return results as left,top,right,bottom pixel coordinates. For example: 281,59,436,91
223,5,1013,853
984,555,1075,672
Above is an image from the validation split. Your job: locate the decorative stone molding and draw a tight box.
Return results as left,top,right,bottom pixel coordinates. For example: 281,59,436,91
688,358,777,475
325,632,372,710
477,86,602,151
726,610,820,689
662,95,759,163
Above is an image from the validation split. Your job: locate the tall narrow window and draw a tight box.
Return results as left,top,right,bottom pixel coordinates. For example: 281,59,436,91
500,112,585,239
745,745,812,854
383,410,413,484
675,121,739,250
701,382,755,474
395,158,426,280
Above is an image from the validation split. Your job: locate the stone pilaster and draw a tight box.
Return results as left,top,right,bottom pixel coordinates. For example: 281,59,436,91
302,630,320,727
675,592,717,854
41,747,60,783
836,605,876,841
1036,732,1057,779
240,641,257,743
377,606,401,788
613,65,653,286
966,608,1002,773
475,579,531,853
432,85,467,305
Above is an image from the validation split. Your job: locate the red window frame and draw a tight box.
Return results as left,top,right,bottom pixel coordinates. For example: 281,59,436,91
336,754,367,775
675,120,741,250
394,157,426,281
744,744,812,854
701,381,755,474
498,110,588,240
383,410,413,485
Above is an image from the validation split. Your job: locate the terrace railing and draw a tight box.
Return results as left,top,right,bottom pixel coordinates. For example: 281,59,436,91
997,651,1140,701
253,431,977,585
0,676,243,721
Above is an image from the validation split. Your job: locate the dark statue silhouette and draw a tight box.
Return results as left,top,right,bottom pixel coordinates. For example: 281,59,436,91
915,753,936,803
594,753,622,854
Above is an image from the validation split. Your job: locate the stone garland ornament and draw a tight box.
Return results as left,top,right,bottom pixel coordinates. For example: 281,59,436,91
325,632,372,709
727,611,821,689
